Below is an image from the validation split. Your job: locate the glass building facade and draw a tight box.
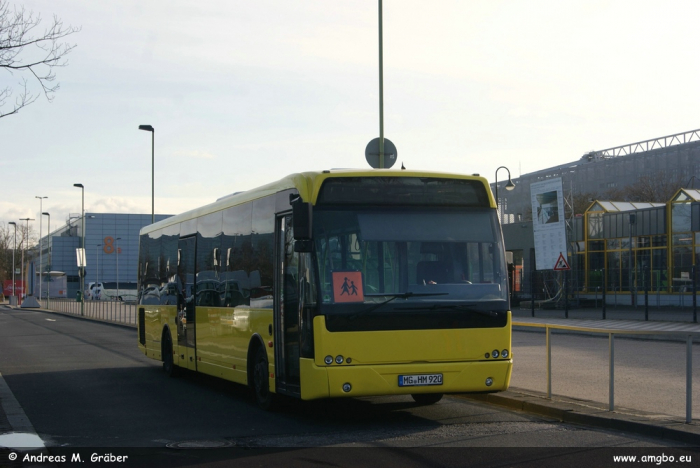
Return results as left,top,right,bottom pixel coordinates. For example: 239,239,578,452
30,213,171,298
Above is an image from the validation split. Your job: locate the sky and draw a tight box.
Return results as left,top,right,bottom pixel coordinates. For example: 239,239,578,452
2,0,700,238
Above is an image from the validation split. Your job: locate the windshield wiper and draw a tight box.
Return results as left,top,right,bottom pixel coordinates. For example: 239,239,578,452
349,292,448,320
394,303,500,317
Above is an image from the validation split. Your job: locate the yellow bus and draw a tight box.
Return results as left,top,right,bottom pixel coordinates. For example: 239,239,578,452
137,169,512,409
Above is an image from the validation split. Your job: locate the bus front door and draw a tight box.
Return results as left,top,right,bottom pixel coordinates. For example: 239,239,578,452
177,236,197,371
275,215,301,395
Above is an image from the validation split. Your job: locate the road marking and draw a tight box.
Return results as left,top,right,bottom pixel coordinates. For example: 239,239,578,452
0,370,44,449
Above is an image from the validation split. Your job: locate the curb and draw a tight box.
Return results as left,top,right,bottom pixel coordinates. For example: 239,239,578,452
460,389,700,446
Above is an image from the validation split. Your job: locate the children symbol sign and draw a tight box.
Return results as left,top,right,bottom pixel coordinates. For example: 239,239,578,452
332,271,364,303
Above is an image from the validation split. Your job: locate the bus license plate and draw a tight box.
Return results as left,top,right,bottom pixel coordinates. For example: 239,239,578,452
398,374,443,387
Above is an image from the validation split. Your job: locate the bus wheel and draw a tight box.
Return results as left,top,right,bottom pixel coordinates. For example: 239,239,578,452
411,393,443,405
252,346,275,410
162,330,178,378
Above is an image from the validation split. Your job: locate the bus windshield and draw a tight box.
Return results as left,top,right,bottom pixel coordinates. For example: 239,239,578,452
313,208,509,331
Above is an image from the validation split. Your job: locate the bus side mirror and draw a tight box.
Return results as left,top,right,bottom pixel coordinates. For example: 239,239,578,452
290,194,313,252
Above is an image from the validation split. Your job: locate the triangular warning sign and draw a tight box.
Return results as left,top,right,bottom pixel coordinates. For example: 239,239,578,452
553,253,570,271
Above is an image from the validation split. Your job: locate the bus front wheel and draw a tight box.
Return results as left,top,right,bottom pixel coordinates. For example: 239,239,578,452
252,346,276,410
411,393,443,405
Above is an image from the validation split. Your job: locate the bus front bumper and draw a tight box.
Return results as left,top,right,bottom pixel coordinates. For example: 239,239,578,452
299,358,513,400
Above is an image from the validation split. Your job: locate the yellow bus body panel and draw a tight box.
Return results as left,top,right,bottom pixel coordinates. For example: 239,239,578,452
195,305,274,386
299,314,512,400
138,304,275,389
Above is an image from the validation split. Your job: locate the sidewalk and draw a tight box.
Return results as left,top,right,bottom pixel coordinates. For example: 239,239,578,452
462,387,700,445
1,304,699,447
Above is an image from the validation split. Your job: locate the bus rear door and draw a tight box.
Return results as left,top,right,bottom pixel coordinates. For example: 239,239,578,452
177,236,197,371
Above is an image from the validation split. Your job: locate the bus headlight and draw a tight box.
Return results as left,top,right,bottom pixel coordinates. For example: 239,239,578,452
501,349,509,358
335,355,344,364
342,383,352,393
485,377,494,387
491,350,499,358
324,355,333,365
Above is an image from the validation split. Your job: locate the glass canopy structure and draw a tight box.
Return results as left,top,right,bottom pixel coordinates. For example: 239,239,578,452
572,189,700,303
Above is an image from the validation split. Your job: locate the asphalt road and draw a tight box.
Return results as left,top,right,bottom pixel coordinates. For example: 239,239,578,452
0,306,697,467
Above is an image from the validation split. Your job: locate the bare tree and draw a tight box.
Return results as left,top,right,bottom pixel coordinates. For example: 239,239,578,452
569,191,598,217
0,223,11,287
0,0,79,119
604,170,687,203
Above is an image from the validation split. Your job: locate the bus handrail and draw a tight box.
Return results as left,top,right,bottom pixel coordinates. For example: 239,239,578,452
513,319,700,424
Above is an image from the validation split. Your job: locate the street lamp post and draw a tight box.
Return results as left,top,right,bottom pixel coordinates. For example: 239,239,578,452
42,212,50,307
35,196,47,301
74,183,85,315
8,222,16,305
115,237,122,300
378,0,385,169
19,218,34,304
138,125,155,223
42,212,51,270
494,166,516,224
96,244,102,298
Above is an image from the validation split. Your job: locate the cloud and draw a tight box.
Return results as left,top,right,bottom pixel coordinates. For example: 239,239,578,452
88,197,147,214
172,150,217,160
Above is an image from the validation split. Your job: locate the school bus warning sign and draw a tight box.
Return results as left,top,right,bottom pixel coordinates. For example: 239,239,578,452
332,271,364,303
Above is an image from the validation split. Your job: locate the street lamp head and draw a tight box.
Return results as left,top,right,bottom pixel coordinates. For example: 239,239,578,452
36,196,48,200
42,212,50,216
505,179,516,191
74,183,84,188
139,124,154,132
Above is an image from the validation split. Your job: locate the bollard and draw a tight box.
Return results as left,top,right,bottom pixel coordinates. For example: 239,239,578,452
645,288,649,321
602,270,607,319
609,333,615,411
531,268,535,317
546,326,552,399
693,265,697,323
687,336,693,424
595,286,599,308
564,271,569,319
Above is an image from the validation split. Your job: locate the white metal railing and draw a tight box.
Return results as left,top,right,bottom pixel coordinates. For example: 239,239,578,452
39,298,136,327
513,318,700,424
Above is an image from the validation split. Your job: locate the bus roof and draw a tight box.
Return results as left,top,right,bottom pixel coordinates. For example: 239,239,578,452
140,169,492,235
